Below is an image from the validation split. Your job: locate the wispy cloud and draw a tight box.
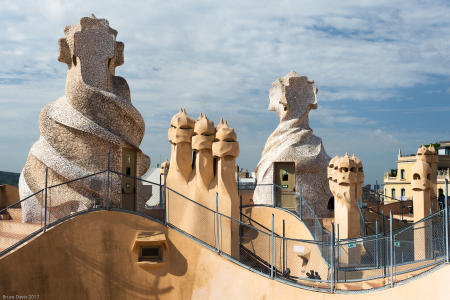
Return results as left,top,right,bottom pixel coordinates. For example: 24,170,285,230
0,0,449,184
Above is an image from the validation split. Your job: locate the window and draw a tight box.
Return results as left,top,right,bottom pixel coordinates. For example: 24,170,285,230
400,169,405,179
438,148,450,155
282,170,288,181
139,246,162,262
438,189,445,208
391,189,396,200
327,197,334,210
401,188,406,198
192,151,196,168
213,157,218,177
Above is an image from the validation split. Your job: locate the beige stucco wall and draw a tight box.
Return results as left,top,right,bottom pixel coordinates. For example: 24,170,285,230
1,210,449,299
242,205,330,280
238,191,254,206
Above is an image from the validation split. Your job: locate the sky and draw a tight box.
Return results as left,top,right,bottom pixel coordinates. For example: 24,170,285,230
0,0,449,185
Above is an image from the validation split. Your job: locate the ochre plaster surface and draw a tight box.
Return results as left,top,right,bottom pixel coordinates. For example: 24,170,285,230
0,210,449,299
242,205,329,279
18,15,150,222
253,71,332,217
0,185,19,209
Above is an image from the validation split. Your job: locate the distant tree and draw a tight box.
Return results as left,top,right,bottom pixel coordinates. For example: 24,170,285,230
0,171,20,186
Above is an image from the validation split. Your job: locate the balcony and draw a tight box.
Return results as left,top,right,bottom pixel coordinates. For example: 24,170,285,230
438,169,450,179
384,171,397,182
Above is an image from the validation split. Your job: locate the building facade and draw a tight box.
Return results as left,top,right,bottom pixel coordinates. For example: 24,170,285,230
383,141,450,203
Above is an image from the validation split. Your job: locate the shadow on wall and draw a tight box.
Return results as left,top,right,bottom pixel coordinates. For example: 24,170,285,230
13,212,189,300
0,185,19,208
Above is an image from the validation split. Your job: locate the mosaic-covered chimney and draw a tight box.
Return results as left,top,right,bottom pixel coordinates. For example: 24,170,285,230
19,15,150,222
253,71,332,217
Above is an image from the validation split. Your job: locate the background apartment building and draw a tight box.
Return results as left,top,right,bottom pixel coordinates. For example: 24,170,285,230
383,141,450,203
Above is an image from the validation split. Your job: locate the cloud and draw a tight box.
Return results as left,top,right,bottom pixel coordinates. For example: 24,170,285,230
310,106,379,127
0,0,449,185
319,89,397,102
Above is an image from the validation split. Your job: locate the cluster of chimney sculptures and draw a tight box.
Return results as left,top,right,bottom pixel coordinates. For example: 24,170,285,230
16,15,438,256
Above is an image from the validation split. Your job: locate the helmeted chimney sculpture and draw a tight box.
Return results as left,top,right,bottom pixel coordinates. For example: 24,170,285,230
163,109,240,257
328,153,364,239
328,153,364,264
19,15,150,222
415,145,439,210
411,145,437,259
253,71,332,217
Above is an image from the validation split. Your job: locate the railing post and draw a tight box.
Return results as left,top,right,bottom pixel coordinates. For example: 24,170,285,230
272,184,276,208
43,167,48,232
106,150,110,210
216,193,220,253
382,211,386,277
271,213,274,279
390,210,394,287
375,180,380,212
40,189,43,228
159,172,163,223
430,208,433,259
282,219,285,274
299,184,303,220
239,196,242,222
376,218,379,268
163,166,167,225
314,218,317,240
330,222,335,293
166,186,169,224
442,204,445,261
445,178,449,263
358,198,366,236
336,224,340,282
237,165,240,193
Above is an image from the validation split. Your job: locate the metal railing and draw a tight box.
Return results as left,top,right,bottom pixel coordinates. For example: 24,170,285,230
0,158,449,293
238,183,330,244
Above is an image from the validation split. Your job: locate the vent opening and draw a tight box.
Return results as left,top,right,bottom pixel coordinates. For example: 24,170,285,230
139,246,162,262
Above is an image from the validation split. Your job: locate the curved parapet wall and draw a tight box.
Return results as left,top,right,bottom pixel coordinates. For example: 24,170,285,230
19,15,150,222
0,210,449,299
241,205,330,281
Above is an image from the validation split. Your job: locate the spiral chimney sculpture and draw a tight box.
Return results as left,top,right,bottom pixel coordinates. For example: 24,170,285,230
19,15,150,222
